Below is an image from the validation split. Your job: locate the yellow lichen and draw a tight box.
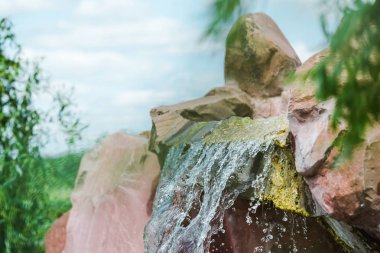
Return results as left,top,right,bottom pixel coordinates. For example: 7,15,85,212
204,116,289,145
263,153,309,216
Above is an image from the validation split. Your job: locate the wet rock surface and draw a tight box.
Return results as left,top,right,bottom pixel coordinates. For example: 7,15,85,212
211,200,346,253
144,117,351,252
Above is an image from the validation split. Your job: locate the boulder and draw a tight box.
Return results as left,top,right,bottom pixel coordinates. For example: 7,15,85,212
45,212,69,253
210,200,349,253
287,83,344,176
305,125,380,241
62,133,160,253
251,95,288,119
295,48,329,77
225,13,301,97
288,51,380,242
143,116,364,252
149,86,254,162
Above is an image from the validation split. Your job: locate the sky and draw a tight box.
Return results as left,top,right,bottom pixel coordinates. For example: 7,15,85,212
1,0,328,154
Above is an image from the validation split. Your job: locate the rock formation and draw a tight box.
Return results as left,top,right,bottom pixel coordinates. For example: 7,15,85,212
45,212,69,253
225,13,301,97
46,12,380,253
46,133,160,253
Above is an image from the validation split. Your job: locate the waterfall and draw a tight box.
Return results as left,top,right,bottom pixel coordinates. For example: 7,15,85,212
144,139,273,253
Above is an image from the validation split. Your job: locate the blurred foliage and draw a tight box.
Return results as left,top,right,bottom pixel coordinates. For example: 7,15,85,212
0,18,84,252
205,0,254,37
311,0,380,156
43,152,82,221
206,0,380,156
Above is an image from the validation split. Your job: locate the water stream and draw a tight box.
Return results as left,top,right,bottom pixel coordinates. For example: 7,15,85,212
144,140,274,253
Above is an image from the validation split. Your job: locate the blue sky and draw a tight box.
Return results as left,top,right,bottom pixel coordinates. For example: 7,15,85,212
1,0,327,154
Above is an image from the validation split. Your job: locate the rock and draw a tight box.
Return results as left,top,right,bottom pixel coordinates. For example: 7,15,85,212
296,48,329,77
145,112,379,251
211,200,348,253
251,95,288,119
305,125,380,241
144,116,361,252
225,12,301,97
287,83,344,176
62,133,160,253
45,212,69,253
288,51,380,242
149,86,254,162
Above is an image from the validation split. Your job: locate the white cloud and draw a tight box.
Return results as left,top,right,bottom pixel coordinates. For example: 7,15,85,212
33,17,201,55
76,0,148,17
23,47,167,81
113,89,175,107
0,0,53,14
292,41,318,63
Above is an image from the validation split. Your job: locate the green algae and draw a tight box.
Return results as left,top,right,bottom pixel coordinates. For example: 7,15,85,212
203,116,288,146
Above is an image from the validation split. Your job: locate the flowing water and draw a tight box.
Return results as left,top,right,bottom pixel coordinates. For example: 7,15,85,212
144,140,274,253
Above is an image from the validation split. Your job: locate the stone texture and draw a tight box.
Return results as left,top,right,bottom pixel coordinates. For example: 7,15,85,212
225,12,301,97
149,86,253,160
287,84,344,176
144,115,374,252
295,48,329,77
62,133,160,253
305,125,380,241
287,52,380,242
251,94,288,119
210,200,348,253
45,212,69,253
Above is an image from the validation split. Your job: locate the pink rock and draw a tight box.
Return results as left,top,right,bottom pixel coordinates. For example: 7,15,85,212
45,212,69,253
63,133,160,253
305,125,380,240
287,84,344,176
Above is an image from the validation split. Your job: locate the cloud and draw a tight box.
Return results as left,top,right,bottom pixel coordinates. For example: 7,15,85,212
23,47,171,82
0,0,53,14
33,16,204,56
292,41,318,62
76,0,148,17
113,89,176,107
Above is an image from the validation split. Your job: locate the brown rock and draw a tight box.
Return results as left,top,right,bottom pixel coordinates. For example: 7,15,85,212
63,133,160,253
149,86,253,156
45,212,69,253
209,200,348,253
225,12,301,97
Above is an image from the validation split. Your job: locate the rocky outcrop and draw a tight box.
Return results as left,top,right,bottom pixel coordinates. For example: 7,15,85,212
287,50,380,242
287,84,343,176
62,133,160,253
225,13,301,97
46,11,380,253
304,125,380,240
45,212,69,253
144,116,358,252
149,86,253,162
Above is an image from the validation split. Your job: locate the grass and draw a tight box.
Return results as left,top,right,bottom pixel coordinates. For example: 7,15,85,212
42,152,83,220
